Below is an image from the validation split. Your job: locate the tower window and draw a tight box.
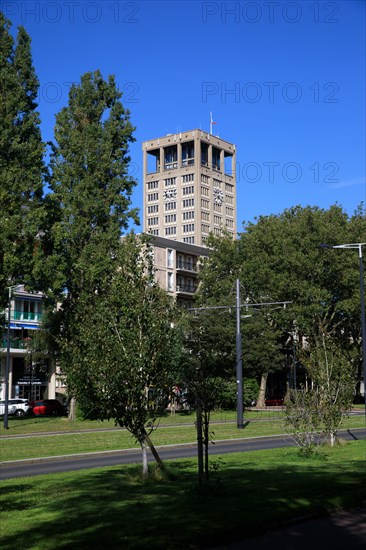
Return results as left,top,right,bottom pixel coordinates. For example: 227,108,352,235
164,146,178,170
212,147,221,171
182,141,194,167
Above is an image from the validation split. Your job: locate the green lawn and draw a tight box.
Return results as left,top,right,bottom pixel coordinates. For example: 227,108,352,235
0,408,281,436
0,411,364,462
1,441,365,549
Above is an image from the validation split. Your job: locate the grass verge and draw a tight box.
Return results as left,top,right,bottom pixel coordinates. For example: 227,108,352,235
0,409,282,436
0,412,364,462
1,441,365,549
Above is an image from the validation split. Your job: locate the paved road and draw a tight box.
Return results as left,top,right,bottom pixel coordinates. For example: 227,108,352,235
1,428,365,480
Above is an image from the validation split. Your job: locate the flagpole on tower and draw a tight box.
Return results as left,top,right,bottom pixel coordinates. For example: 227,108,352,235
210,112,216,135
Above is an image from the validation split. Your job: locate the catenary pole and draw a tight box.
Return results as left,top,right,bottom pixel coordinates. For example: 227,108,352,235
236,279,244,428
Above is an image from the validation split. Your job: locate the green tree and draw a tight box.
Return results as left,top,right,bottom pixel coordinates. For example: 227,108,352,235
181,298,257,484
196,205,365,404
0,13,45,308
63,235,182,477
34,70,139,400
196,233,286,408
304,329,355,446
34,70,138,300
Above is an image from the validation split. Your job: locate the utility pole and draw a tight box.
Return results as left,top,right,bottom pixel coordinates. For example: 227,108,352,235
189,286,291,430
236,279,244,428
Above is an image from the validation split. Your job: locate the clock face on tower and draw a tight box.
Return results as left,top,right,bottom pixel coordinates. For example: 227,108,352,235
163,188,177,201
213,187,224,205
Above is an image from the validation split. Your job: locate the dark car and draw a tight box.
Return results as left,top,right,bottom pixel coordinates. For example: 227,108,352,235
32,399,67,416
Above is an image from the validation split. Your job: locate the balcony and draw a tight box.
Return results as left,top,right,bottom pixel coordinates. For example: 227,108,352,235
1,338,29,350
176,260,197,273
176,284,197,295
164,162,178,171
12,310,43,322
181,158,194,168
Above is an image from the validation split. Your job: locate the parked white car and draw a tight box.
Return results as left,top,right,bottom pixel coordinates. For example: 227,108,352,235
0,398,31,417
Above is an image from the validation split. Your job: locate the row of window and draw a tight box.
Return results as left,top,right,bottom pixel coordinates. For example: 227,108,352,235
183,224,194,233
148,211,233,226
182,186,194,196
147,192,159,202
183,211,194,220
147,217,159,226
183,198,194,208
165,177,176,187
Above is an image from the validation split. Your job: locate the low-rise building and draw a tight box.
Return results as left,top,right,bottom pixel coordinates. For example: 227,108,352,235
0,285,56,402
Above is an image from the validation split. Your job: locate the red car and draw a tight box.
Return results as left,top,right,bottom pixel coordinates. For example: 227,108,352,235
265,398,284,407
32,399,67,416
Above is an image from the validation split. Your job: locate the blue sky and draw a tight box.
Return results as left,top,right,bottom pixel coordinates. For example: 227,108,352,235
4,0,366,228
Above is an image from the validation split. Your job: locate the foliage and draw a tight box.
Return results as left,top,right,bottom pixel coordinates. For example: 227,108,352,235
0,13,45,309
303,330,355,446
63,234,182,476
197,204,366,400
33,69,138,303
284,389,323,456
285,328,356,453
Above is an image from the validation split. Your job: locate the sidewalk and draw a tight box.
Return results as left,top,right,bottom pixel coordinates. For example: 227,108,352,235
210,506,366,549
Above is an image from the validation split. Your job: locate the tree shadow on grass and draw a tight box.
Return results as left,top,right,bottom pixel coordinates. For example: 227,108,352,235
1,450,366,550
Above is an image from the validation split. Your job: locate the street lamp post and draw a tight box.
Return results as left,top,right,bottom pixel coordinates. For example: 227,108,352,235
319,243,366,417
3,284,21,429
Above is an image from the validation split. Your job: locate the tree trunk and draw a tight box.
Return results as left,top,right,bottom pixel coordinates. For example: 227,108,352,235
140,438,148,479
196,400,204,486
144,431,166,472
203,411,209,480
257,373,268,408
68,397,76,421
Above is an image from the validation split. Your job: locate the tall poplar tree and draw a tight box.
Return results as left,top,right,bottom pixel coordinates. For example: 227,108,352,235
35,70,139,364
0,13,45,308
35,70,138,301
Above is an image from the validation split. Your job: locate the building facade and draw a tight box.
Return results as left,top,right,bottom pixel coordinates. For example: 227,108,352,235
150,235,208,309
0,286,57,401
142,129,237,246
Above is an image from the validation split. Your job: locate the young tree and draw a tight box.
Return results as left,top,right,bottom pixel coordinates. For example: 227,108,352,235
63,235,182,477
284,388,322,456
0,13,45,308
181,312,232,484
304,330,355,446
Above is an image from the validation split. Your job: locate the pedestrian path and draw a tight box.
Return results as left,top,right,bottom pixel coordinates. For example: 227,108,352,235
209,506,366,549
